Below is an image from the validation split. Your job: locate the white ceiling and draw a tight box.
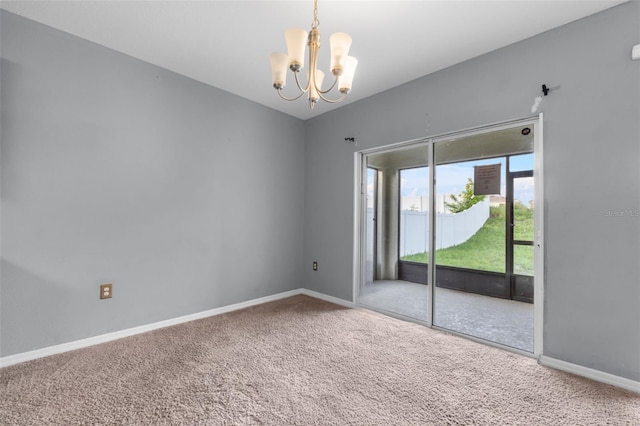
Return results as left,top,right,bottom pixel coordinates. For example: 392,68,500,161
0,0,626,120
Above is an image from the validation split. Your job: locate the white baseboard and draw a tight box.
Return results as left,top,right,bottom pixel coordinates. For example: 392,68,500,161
300,288,354,308
0,288,304,368
539,355,640,394
8,290,636,395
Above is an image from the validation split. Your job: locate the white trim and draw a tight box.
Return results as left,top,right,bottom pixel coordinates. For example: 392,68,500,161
429,115,541,144
0,289,304,368
427,140,435,327
353,152,364,303
356,136,428,157
539,355,640,394
356,301,430,327
300,288,355,308
3,287,638,394
433,325,537,359
533,114,544,356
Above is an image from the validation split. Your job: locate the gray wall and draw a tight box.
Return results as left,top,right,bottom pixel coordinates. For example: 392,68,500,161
0,11,305,357
304,2,640,381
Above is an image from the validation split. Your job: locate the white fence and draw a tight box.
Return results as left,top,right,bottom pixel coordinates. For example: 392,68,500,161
399,198,490,256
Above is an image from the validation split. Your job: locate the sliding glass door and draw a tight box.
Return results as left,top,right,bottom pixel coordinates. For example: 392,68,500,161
356,118,542,354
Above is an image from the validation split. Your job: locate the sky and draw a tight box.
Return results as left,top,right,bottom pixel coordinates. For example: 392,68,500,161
370,153,535,206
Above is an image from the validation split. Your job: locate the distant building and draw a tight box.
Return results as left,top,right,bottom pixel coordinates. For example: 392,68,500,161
489,195,506,207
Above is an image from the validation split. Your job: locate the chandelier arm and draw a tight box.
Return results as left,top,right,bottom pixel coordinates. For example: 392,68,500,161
318,74,338,94
276,88,307,102
294,70,311,93
316,90,347,104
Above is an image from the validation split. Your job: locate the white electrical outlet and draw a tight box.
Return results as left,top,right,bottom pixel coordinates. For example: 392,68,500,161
633,44,640,61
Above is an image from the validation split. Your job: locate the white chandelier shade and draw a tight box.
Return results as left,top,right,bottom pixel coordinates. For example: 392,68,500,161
285,28,307,70
329,32,352,75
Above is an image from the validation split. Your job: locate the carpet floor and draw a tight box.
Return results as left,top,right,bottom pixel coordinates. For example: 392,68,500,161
1,295,638,425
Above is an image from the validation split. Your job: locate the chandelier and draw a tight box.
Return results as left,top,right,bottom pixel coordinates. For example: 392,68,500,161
269,0,358,109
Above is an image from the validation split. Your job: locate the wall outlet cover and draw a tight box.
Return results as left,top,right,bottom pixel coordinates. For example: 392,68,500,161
100,283,113,299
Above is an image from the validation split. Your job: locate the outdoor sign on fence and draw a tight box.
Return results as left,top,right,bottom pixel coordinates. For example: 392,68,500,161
474,163,501,195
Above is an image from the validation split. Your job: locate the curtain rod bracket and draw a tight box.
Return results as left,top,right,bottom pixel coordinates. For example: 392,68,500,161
542,84,550,96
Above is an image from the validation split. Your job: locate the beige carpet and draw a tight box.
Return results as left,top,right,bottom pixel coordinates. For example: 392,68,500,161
1,295,638,425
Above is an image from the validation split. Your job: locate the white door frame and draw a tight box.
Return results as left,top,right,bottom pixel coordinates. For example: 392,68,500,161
353,114,544,356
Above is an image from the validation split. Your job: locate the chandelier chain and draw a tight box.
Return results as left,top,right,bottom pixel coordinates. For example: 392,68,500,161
311,0,320,29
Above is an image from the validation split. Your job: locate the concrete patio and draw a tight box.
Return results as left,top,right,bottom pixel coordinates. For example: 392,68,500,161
357,280,534,352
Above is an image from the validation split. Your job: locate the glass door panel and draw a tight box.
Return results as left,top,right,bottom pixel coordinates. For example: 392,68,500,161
433,126,534,352
513,245,534,276
512,174,534,241
358,144,430,322
510,172,535,302
399,167,429,266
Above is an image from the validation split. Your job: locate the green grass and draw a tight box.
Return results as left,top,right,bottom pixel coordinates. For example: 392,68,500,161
401,205,534,274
